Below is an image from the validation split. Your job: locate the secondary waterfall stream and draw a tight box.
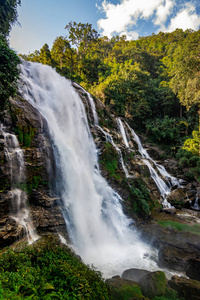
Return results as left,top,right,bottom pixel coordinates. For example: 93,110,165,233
19,60,161,277
0,124,38,243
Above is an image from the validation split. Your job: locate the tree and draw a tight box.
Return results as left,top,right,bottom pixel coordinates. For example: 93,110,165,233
0,0,21,37
65,21,99,53
0,37,20,108
183,131,200,156
39,43,52,65
168,30,200,110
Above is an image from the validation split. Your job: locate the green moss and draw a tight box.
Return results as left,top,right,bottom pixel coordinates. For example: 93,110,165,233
127,179,155,217
100,142,121,181
154,271,167,295
157,220,200,235
14,125,36,148
153,288,181,300
26,176,48,196
97,107,113,129
110,284,142,300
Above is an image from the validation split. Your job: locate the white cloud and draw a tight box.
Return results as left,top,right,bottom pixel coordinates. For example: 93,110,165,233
120,30,139,40
97,0,165,38
97,0,200,38
154,0,174,26
163,3,200,32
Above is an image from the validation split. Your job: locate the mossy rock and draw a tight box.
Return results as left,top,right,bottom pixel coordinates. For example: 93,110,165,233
106,276,144,300
138,271,167,298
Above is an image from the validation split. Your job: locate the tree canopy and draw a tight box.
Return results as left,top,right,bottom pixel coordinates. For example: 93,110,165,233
0,0,21,37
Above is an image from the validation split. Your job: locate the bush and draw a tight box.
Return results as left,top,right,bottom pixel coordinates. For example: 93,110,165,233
0,38,20,109
0,239,110,299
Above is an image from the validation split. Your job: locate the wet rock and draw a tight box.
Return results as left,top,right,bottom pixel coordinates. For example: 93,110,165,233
139,220,200,272
138,271,167,299
167,188,187,209
122,268,151,282
186,258,200,281
158,245,196,271
106,275,144,300
168,275,200,300
162,207,176,214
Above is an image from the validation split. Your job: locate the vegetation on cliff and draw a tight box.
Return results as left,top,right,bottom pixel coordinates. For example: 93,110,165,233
0,0,21,111
21,24,200,181
0,237,111,299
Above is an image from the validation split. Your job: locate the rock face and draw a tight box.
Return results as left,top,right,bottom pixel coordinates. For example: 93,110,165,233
139,217,200,277
168,275,200,300
0,96,66,248
0,80,199,289
186,258,200,281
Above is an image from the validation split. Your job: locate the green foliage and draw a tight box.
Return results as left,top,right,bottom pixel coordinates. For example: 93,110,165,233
157,220,200,235
22,27,199,168
65,21,99,51
183,130,199,156
0,38,20,109
146,116,188,148
128,179,154,216
153,288,181,300
0,0,21,37
110,284,142,300
100,142,121,181
14,125,36,148
176,141,200,182
0,240,110,299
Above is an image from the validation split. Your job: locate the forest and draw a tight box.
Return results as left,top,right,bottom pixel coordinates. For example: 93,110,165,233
20,23,200,182
0,1,200,299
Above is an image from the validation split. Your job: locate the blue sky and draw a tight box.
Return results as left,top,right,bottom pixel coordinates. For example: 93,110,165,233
10,0,200,54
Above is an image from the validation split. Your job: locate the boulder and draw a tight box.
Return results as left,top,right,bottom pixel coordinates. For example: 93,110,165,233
106,275,144,300
168,275,200,300
122,268,151,282
138,271,167,299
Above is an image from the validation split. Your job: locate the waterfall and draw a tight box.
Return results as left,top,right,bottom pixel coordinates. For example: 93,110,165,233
192,194,200,211
1,124,38,243
19,60,159,278
125,122,181,207
73,82,99,125
117,118,130,148
96,125,131,178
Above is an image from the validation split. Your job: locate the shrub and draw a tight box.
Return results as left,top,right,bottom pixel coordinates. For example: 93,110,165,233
0,38,20,110
0,238,110,299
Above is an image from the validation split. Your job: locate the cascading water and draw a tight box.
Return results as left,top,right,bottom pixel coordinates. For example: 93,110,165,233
96,125,131,178
117,118,130,148
192,194,200,211
19,60,160,278
124,121,181,207
1,124,38,243
73,82,99,126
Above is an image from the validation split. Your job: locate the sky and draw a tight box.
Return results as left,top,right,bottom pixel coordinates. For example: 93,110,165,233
10,0,200,54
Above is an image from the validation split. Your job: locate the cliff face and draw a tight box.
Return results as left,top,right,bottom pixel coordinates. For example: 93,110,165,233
0,96,66,248
0,82,199,252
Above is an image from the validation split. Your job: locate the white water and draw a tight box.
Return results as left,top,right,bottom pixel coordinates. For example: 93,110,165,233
19,60,160,278
73,83,99,125
1,124,38,243
97,125,131,178
125,122,181,207
192,194,200,211
117,118,129,148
